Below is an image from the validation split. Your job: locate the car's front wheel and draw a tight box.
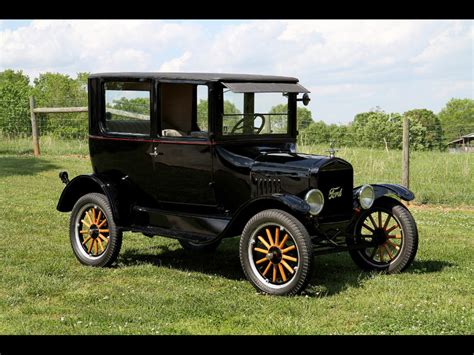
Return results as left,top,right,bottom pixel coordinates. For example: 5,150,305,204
348,197,418,273
69,192,122,267
240,209,314,296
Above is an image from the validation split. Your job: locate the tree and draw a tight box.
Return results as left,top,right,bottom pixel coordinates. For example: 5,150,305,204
438,98,474,143
32,72,88,138
0,70,32,137
350,110,402,149
403,109,443,151
269,104,313,131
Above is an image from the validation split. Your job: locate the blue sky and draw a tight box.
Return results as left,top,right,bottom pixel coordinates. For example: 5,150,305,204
0,19,472,124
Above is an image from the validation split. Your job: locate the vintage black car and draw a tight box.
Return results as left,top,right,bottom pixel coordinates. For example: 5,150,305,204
57,72,418,296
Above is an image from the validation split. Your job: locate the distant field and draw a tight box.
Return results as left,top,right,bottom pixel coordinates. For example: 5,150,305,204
0,152,473,334
1,136,472,206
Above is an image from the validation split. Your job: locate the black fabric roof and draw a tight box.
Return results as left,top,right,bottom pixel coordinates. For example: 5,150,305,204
89,72,300,83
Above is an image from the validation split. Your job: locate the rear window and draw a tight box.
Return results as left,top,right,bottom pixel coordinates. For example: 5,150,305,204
104,81,151,136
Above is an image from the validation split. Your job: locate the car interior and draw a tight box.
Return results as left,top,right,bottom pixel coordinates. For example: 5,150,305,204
104,82,208,138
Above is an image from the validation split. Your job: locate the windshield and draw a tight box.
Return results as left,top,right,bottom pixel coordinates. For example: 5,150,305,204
222,90,289,136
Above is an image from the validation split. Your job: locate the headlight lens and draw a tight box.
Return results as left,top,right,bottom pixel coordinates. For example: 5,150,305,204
359,184,375,209
305,189,324,216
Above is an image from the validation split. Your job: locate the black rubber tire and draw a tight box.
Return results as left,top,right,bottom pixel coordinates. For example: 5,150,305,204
179,239,221,253
239,209,314,296
348,197,418,273
69,192,122,267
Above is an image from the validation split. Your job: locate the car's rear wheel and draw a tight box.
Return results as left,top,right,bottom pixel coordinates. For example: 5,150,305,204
240,209,314,296
348,197,418,273
69,193,122,267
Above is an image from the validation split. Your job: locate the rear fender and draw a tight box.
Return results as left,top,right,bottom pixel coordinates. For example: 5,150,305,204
56,174,121,222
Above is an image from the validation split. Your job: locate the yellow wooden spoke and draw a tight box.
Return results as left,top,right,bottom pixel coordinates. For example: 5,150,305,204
281,259,295,274
368,214,378,229
85,211,93,225
274,227,280,246
97,239,105,253
378,211,382,228
256,256,268,265
254,247,269,254
281,245,296,254
383,214,392,230
96,210,102,224
262,261,272,276
97,218,107,228
386,224,399,233
98,229,109,233
383,244,393,259
79,230,89,234
94,239,98,255
278,264,287,282
362,223,375,233
81,219,90,227
379,247,384,262
388,234,402,239
272,265,277,283
282,254,297,262
82,236,92,245
386,240,401,250
87,239,94,253
98,233,108,242
258,236,271,250
266,228,274,246
278,234,288,248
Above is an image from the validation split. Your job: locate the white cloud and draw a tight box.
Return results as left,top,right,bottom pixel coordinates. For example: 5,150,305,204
0,19,472,123
159,51,192,71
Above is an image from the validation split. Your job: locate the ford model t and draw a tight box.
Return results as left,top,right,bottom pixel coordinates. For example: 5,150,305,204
57,73,418,296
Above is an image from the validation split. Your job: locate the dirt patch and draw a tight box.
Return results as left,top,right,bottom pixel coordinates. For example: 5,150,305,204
408,203,474,212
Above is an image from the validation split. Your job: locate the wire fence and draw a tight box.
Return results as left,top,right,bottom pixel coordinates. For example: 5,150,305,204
0,96,473,154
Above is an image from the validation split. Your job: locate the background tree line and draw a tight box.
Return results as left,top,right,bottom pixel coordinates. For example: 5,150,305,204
0,69,472,150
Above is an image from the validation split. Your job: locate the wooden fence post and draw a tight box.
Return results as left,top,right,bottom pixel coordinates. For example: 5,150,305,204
402,115,410,192
29,96,40,157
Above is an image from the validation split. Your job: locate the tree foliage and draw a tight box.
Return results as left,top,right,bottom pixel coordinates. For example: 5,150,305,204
32,72,89,138
438,98,474,143
0,70,31,136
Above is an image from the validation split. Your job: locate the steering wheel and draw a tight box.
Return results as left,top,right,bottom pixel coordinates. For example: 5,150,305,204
230,114,266,134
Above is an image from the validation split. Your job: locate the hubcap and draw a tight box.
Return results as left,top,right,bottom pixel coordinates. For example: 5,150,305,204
249,224,299,287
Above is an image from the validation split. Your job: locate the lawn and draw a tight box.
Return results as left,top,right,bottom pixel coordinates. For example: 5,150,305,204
0,144,473,334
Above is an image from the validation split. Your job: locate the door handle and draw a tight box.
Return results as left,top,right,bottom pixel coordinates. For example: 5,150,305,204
148,147,163,157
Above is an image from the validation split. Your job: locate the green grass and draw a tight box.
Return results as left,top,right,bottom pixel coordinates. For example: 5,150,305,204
0,148,473,334
299,144,473,207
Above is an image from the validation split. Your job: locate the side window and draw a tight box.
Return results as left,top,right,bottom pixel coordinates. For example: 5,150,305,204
104,81,151,136
160,83,208,138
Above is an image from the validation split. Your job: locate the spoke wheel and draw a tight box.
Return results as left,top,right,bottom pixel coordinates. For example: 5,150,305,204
69,193,122,267
240,209,314,296
348,197,418,273
77,205,110,258
358,210,403,265
250,224,299,286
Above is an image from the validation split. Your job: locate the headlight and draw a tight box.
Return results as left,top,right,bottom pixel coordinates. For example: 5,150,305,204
359,184,375,209
305,189,324,216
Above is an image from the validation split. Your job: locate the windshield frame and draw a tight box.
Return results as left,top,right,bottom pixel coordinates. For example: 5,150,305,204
215,84,298,141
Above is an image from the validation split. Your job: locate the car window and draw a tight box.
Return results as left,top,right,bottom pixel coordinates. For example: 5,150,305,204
160,84,208,138
222,91,289,136
104,81,151,136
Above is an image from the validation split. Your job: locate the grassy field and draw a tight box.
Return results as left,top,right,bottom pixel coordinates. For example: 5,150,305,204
0,139,473,334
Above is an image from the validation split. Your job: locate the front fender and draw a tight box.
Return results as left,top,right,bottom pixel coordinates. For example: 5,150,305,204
353,183,415,203
56,174,121,222
220,193,310,238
